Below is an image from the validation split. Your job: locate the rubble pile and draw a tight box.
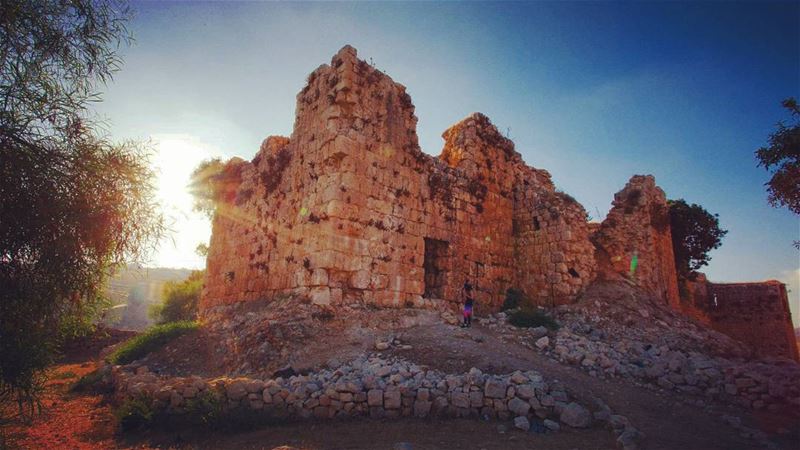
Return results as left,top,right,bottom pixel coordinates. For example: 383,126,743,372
486,281,800,415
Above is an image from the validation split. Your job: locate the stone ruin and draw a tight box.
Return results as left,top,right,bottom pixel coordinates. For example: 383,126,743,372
683,277,799,361
199,45,797,362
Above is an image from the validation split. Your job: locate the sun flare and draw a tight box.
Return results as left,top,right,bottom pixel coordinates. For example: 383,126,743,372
151,134,221,269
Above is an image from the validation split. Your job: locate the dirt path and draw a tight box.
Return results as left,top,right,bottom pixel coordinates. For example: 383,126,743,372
1,362,131,450
385,322,774,450
0,329,152,450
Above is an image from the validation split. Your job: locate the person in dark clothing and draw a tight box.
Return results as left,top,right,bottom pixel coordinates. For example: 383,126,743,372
461,282,475,328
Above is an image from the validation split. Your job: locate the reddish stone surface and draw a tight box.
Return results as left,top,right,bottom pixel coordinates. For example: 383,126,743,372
592,175,680,308
198,45,796,361
682,279,799,361
200,46,598,314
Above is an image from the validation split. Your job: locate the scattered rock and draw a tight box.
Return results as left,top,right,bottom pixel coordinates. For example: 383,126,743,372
530,326,548,339
508,397,531,416
484,378,508,399
543,419,560,431
560,402,592,428
513,415,530,431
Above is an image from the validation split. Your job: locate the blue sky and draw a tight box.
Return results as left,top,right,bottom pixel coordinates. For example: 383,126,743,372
96,1,799,324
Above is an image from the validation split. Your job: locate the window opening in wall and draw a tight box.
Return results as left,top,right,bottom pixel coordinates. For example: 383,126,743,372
533,216,541,231
473,261,485,294
568,268,579,278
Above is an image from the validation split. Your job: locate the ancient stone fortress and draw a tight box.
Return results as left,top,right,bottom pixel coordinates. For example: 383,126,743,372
200,45,797,362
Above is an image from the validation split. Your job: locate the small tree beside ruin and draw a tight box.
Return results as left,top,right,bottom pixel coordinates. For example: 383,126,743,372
668,199,728,281
188,157,248,218
149,271,204,324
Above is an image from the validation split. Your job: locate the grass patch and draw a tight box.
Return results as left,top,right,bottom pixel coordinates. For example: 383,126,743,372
509,309,560,330
53,370,77,380
115,390,285,433
115,396,154,431
108,321,198,365
70,369,105,392
184,390,225,427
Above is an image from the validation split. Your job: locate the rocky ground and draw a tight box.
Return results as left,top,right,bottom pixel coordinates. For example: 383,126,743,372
114,280,799,450
5,280,799,449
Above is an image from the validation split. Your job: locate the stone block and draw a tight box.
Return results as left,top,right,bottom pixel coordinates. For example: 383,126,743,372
560,402,592,428
384,390,402,409
367,389,383,407
508,397,531,416
484,378,508,399
309,287,331,306
451,392,469,408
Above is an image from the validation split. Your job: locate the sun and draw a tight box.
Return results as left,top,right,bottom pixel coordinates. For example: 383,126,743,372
150,134,221,269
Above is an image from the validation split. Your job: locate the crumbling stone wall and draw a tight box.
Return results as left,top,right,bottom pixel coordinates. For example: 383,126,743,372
592,175,680,308
692,281,798,361
200,46,795,368
513,188,596,306
200,46,599,314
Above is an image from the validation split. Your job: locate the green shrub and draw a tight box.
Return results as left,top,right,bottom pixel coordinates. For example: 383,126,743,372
149,271,204,324
53,371,77,380
108,321,198,365
184,390,224,426
509,308,560,330
502,288,527,311
70,369,105,393
115,396,154,431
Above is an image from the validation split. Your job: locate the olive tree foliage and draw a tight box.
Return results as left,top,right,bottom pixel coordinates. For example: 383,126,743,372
149,270,204,324
755,98,799,248
756,98,800,215
189,157,242,218
668,199,728,280
0,0,164,421
188,157,226,218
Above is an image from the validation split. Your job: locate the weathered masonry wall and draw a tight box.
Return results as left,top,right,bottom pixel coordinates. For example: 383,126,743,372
198,45,795,363
513,188,597,306
703,282,799,361
592,175,681,309
200,46,604,314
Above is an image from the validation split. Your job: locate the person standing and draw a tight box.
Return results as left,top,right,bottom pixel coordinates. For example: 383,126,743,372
461,282,475,328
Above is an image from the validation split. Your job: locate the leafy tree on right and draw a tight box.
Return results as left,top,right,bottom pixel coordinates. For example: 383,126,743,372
668,200,728,281
755,98,799,248
756,98,800,216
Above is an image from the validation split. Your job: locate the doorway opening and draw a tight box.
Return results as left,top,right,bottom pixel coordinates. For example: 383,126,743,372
423,238,450,299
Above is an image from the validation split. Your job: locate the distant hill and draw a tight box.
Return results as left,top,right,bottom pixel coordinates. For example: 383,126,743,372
102,266,194,330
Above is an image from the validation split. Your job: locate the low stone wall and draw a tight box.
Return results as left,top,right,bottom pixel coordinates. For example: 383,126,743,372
111,356,643,448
